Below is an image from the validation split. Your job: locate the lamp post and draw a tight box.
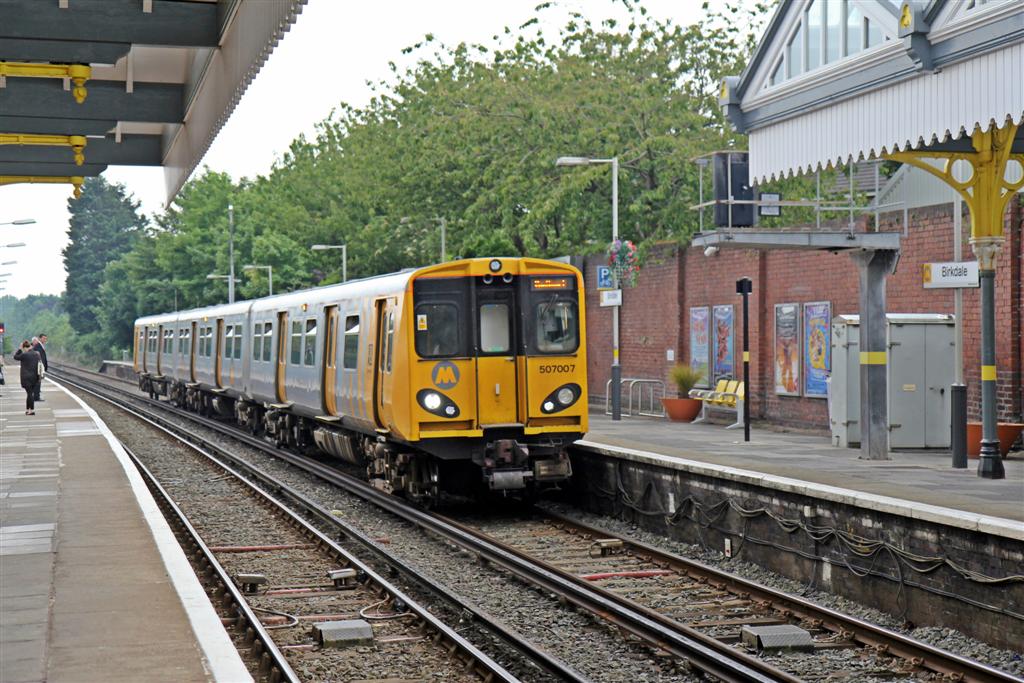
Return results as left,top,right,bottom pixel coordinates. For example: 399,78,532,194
556,155,621,420
0,218,35,226
243,264,273,296
311,244,347,282
2,243,26,249
227,204,236,307
206,273,240,303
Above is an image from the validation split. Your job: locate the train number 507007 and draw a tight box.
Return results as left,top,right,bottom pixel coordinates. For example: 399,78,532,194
538,364,575,374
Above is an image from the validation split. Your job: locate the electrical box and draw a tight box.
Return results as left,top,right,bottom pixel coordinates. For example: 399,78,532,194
830,314,956,449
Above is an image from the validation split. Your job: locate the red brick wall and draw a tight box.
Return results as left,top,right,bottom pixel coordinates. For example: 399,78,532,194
583,196,1024,429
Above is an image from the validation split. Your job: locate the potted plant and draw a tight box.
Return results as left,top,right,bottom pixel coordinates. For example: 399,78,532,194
966,422,1024,458
662,364,704,422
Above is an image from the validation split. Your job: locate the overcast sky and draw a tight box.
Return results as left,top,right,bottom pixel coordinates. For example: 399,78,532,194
0,0,714,299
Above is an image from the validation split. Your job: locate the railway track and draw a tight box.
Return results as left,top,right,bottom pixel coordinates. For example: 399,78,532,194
52,366,1024,683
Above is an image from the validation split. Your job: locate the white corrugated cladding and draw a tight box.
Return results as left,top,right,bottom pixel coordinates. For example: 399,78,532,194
748,41,1024,183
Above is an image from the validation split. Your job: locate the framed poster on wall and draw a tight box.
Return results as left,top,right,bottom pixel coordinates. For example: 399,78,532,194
774,303,800,395
803,301,831,398
689,307,710,387
712,305,734,381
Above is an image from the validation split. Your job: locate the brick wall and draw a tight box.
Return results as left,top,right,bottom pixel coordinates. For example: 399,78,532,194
583,196,1024,429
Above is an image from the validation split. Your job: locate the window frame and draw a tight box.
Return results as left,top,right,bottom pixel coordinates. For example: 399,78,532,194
413,301,462,359
262,322,273,362
303,318,317,367
478,302,512,356
290,320,303,365
342,314,360,370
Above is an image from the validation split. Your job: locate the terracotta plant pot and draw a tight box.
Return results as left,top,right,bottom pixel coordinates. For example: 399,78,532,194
966,422,1024,458
661,397,702,422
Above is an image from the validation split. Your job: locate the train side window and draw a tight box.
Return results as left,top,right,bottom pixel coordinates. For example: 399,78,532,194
303,318,317,366
224,325,234,360
290,321,302,365
262,322,273,362
343,315,360,370
534,300,579,354
384,310,395,373
413,303,458,358
234,325,243,359
178,328,189,354
253,323,263,361
479,303,510,354
163,330,173,354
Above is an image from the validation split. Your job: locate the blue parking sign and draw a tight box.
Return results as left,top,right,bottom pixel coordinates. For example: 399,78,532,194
597,266,613,290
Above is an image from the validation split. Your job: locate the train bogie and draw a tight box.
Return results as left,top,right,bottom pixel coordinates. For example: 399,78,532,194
134,257,588,502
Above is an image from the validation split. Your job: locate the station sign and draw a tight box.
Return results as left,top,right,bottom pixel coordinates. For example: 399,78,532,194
596,266,614,291
599,289,622,307
922,261,979,289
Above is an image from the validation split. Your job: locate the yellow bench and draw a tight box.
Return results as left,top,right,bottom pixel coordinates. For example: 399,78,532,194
690,378,745,429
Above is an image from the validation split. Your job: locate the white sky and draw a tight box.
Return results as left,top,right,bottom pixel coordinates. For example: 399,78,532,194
0,0,713,299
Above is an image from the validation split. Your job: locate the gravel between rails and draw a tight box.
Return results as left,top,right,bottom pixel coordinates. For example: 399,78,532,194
77,390,701,683
539,502,1024,678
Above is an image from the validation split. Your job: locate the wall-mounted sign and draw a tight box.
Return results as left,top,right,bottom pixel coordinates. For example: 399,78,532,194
923,261,979,289
596,266,614,290
599,289,622,307
712,305,734,380
803,301,831,398
773,303,800,396
758,192,781,217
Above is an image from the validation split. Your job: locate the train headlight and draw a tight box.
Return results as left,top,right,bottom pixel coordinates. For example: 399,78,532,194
416,389,460,418
541,383,582,414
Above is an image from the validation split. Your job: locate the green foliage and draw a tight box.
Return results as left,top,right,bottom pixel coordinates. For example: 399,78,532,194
63,177,146,335
44,1,771,357
669,363,704,395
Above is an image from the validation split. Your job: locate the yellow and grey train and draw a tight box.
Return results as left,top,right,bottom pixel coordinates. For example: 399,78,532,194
134,257,588,500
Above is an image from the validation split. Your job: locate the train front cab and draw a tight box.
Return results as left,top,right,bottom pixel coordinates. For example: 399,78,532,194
403,258,587,492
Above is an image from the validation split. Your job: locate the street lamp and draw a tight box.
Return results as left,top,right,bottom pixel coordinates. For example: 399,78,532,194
243,264,273,296
1,261,17,266
556,154,621,420
311,244,347,282
206,273,240,303
0,218,35,226
2,242,26,248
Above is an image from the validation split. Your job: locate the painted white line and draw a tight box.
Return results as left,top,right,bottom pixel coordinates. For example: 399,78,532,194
51,379,253,683
575,439,1024,542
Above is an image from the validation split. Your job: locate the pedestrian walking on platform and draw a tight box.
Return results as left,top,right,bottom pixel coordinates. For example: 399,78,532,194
32,334,48,402
13,340,41,415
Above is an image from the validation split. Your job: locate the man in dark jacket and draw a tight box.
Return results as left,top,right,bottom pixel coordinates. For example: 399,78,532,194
32,334,47,402
14,340,41,414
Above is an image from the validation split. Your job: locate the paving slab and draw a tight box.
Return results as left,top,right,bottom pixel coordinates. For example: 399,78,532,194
581,410,1024,530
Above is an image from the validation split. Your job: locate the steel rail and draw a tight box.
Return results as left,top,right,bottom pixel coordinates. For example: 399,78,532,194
121,442,300,683
49,371,585,683
51,370,792,683
541,512,1024,683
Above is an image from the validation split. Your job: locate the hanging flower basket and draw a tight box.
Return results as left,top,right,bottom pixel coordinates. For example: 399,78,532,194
607,239,639,288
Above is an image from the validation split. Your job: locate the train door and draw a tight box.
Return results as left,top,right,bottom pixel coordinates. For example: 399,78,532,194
134,327,143,372
275,311,288,403
475,285,519,426
157,325,166,375
190,321,197,382
322,306,339,414
215,319,224,388
373,298,396,430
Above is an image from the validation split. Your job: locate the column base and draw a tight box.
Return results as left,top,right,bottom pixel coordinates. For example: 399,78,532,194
977,440,1006,479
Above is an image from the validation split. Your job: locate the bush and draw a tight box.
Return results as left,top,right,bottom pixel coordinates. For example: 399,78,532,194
669,364,704,396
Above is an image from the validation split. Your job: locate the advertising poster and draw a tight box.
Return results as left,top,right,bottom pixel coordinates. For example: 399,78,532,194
712,305,734,380
774,303,800,395
803,301,832,398
689,307,710,386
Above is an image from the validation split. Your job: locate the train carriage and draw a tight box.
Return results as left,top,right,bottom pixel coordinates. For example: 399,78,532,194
135,257,587,500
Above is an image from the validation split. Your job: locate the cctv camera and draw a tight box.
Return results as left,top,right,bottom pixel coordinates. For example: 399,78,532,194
704,245,719,257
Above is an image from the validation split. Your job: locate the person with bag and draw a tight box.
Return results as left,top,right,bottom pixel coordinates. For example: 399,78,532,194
13,340,41,415
32,334,48,402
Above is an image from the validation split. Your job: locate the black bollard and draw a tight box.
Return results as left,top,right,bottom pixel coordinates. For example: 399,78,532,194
951,383,967,469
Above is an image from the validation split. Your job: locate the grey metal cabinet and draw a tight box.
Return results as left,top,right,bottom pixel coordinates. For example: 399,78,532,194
830,314,955,449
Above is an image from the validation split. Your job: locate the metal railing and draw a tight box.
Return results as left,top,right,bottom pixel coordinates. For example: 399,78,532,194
604,378,666,418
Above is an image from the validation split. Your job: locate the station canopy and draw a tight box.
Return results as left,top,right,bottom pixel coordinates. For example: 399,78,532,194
0,0,306,201
719,0,1024,183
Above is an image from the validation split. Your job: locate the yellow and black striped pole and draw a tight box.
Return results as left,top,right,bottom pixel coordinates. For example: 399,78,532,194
736,277,752,442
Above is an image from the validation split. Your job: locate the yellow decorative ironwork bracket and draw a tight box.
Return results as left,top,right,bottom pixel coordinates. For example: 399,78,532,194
0,133,87,165
0,175,85,199
886,122,1024,243
0,62,91,104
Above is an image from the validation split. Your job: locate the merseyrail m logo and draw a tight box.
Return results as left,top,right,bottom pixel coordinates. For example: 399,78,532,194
432,361,460,389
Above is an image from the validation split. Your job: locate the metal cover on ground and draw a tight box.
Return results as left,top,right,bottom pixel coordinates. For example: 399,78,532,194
741,624,814,651
314,619,374,648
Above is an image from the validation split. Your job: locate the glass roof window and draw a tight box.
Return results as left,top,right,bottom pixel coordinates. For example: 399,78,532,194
766,0,892,90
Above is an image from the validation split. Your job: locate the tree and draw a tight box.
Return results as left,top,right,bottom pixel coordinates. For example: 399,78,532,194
63,177,146,335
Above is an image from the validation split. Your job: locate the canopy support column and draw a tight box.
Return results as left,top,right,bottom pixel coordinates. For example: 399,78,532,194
850,249,899,460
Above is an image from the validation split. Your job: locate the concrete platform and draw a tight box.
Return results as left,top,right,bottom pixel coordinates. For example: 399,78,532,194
580,411,1024,536
0,379,251,683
